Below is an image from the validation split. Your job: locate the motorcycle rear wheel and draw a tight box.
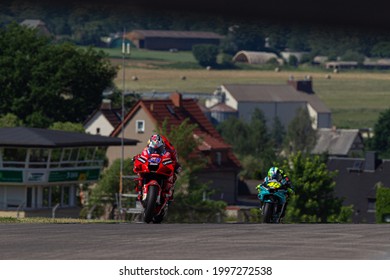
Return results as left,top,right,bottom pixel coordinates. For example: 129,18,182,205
262,202,273,223
143,185,158,223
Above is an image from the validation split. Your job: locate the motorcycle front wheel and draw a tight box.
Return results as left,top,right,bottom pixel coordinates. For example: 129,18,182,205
262,202,274,223
152,205,168,224
143,185,158,223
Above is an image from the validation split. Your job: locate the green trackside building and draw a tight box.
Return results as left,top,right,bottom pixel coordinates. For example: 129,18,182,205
0,127,138,218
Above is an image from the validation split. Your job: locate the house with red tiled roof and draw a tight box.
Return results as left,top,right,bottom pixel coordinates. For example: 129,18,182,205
106,92,241,204
83,99,122,136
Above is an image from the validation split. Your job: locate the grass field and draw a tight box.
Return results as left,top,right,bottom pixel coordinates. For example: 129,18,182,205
100,47,390,129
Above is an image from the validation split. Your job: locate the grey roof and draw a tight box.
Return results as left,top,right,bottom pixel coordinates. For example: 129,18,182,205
131,29,224,39
222,84,331,113
20,19,46,28
312,128,361,156
0,127,139,148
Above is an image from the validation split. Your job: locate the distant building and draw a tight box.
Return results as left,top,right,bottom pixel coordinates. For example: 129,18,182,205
232,51,283,65
205,79,332,130
126,29,224,50
312,128,365,157
280,51,310,63
20,19,51,37
328,152,390,223
0,127,138,218
83,99,122,136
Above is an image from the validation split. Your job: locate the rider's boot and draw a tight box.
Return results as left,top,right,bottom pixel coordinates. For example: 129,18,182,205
165,175,175,205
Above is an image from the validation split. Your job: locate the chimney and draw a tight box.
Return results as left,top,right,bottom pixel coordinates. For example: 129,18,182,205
170,92,182,107
364,151,378,172
100,99,111,110
287,79,314,94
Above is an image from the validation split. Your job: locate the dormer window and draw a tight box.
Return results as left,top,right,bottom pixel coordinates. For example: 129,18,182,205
136,120,145,133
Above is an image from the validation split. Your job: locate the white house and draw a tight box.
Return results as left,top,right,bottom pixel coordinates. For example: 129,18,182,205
205,79,332,130
83,99,122,136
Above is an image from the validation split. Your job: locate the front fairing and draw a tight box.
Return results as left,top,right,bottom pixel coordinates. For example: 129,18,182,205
258,184,287,204
134,153,174,176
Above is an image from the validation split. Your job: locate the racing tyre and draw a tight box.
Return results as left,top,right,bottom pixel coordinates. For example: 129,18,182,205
152,204,168,224
143,185,158,223
262,202,273,223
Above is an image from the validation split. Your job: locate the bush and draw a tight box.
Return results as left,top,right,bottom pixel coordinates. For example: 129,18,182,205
376,184,390,223
192,44,219,67
219,53,236,69
288,55,299,67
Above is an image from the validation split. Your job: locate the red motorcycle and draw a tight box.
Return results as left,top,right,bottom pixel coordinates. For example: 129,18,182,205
133,152,175,223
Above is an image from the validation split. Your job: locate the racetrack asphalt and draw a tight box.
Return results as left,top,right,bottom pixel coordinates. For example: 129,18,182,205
0,223,389,260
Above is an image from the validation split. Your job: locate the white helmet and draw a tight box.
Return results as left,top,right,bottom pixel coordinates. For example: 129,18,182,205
148,134,165,154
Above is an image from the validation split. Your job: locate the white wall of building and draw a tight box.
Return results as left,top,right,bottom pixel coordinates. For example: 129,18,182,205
84,112,114,136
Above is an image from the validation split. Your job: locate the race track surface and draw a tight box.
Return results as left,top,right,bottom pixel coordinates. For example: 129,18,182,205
0,223,389,260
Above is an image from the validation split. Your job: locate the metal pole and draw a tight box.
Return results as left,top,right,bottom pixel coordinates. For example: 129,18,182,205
120,28,131,214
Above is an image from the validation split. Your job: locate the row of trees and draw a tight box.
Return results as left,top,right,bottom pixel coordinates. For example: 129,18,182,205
217,108,317,179
3,1,390,61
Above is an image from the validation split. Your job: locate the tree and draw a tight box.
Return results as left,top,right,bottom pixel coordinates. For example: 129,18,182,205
284,107,317,155
0,113,23,127
264,24,289,51
0,22,117,127
371,42,390,58
217,110,276,179
88,158,134,219
375,183,390,223
280,152,353,223
287,55,299,67
286,25,311,52
217,116,251,156
221,23,265,54
156,118,227,223
49,121,85,132
340,50,365,64
370,108,390,158
192,44,219,67
270,116,286,151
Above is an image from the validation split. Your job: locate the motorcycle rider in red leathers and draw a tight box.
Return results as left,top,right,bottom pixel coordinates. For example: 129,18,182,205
133,134,181,204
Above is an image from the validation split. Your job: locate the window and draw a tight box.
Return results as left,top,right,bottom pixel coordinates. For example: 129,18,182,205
367,198,376,213
49,148,62,168
60,148,79,167
216,152,222,166
136,120,145,133
28,148,49,168
2,148,27,167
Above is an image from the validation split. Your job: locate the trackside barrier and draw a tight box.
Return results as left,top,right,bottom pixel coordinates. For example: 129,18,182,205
117,175,143,221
